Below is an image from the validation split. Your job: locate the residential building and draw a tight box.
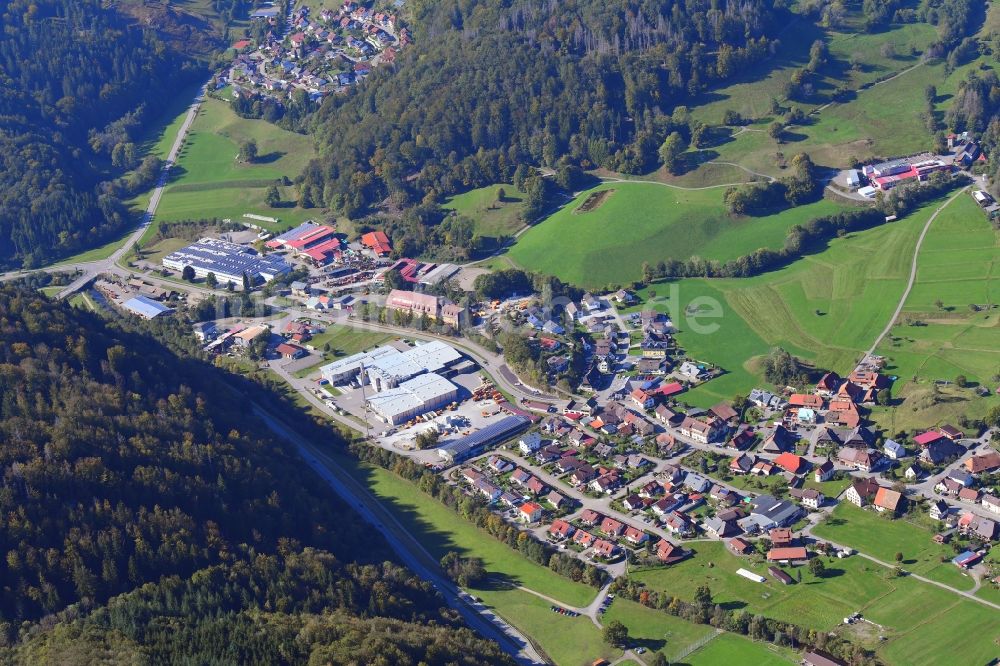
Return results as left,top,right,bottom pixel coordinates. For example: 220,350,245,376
548,519,575,540
982,495,1000,516
873,487,904,514
845,478,881,507
883,439,905,460
814,459,835,482
518,501,543,523
966,452,1000,474
519,432,542,455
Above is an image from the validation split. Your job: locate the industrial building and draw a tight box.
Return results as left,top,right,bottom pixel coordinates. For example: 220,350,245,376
122,296,173,319
366,373,460,425
163,238,291,285
385,289,467,328
265,222,342,263
437,415,531,464
320,340,464,387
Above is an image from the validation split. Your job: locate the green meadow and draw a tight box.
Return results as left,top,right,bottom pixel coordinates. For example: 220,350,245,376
614,195,950,406
154,95,320,231
508,182,847,288
873,192,1000,430
443,184,527,239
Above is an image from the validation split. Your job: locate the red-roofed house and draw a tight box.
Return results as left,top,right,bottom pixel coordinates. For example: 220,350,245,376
774,452,806,475
548,519,576,540
656,539,685,563
361,231,392,256
767,546,808,563
518,502,543,523
913,431,946,448
654,382,685,397
624,526,649,545
592,539,620,559
275,342,306,359
788,394,823,409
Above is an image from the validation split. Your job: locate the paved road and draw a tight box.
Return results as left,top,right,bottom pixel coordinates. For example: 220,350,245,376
250,404,546,665
862,186,969,358
0,81,208,297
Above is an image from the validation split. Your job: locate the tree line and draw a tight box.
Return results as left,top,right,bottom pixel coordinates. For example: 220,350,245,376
297,0,789,218
349,441,608,589
0,284,511,663
0,0,205,269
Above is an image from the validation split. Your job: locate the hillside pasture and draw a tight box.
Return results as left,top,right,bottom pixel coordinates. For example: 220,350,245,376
874,193,1000,430
507,181,846,288
154,96,319,230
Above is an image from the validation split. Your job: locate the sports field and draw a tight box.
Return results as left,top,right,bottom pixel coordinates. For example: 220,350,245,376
508,182,847,287
154,95,319,230
873,193,1000,431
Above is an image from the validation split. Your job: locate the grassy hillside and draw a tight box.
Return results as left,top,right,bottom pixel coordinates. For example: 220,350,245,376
443,184,527,239
155,95,319,231
507,182,847,288
873,192,1000,431
616,194,949,406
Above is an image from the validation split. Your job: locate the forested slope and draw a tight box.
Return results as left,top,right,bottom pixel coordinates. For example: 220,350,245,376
0,1,204,269
303,0,787,216
0,285,510,664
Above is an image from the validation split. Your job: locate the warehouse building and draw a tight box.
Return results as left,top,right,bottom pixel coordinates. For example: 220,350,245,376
163,238,291,285
366,373,460,425
437,415,531,464
320,340,463,388
122,295,173,319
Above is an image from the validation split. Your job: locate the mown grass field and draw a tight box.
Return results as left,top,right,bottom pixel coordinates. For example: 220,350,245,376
686,633,797,665
507,182,847,288
345,458,598,607
873,192,1000,431
154,95,319,230
616,194,948,406
630,538,1000,664
811,503,964,581
443,184,527,239
476,588,616,666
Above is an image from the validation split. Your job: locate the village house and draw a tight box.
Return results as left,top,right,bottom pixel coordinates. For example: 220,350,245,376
547,491,568,510
728,537,755,556
573,530,596,548
623,525,649,545
730,453,756,475
679,416,722,444
873,487,904,514
814,459,835,482
548,519,576,540
790,487,824,510
958,487,980,503
518,502,543,523
845,478,881,507
929,499,950,521
774,452,807,476
519,432,542,455
580,509,603,526
592,539,619,559
599,516,625,537
656,539,685,563
982,494,1000,516
966,452,1000,474
883,439,905,460
662,511,693,537
767,546,809,564
837,446,880,473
